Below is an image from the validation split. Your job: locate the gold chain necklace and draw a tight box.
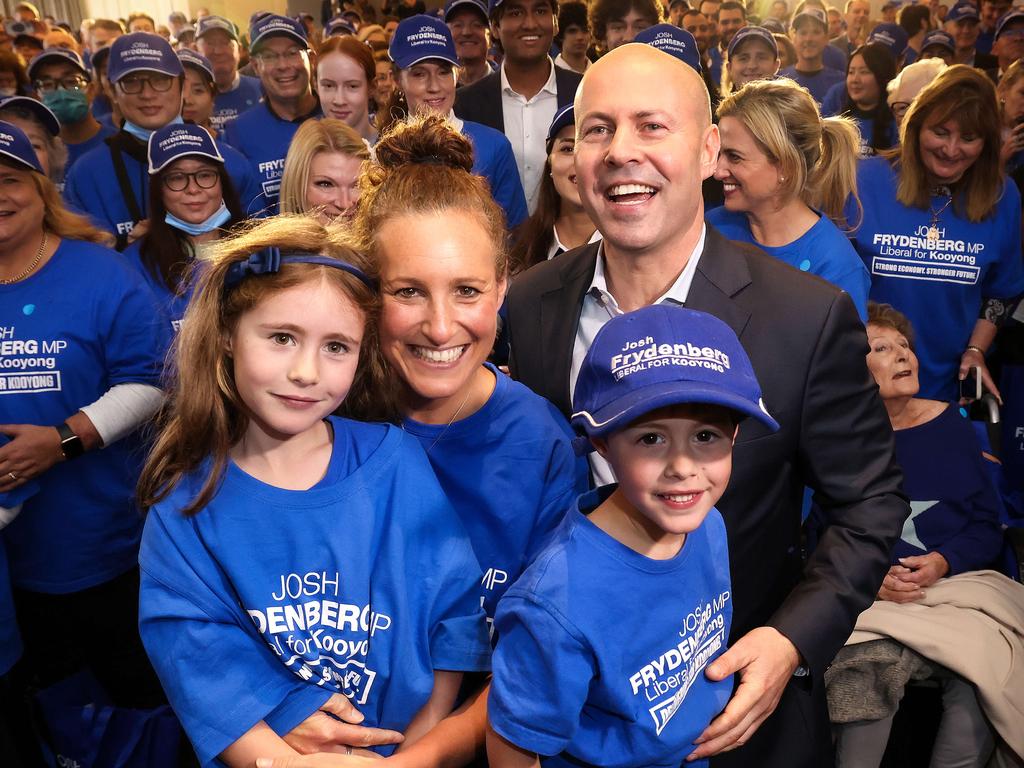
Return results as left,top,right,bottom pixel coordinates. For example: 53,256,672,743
0,232,49,285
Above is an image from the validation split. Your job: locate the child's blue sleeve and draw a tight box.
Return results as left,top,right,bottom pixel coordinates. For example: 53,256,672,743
138,510,330,766
489,594,596,757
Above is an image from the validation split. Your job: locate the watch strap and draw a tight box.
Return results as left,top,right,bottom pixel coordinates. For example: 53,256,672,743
57,422,85,460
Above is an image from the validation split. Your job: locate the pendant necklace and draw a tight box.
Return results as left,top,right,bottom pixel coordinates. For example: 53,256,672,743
927,186,953,243
426,386,473,454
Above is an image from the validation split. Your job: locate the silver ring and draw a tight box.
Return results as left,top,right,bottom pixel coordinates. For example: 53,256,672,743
7,472,16,482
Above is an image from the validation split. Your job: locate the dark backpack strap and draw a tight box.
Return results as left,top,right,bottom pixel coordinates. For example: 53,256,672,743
108,138,144,250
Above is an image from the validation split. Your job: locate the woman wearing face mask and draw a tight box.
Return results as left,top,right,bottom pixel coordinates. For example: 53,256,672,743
822,43,898,156
0,95,68,187
122,122,243,330
279,118,369,223
178,49,218,137
850,65,1024,403
709,78,870,320
509,104,600,272
0,49,30,97
379,15,528,229
316,35,378,145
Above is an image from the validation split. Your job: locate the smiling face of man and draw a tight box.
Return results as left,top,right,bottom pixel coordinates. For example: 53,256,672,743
573,45,719,260
493,0,557,67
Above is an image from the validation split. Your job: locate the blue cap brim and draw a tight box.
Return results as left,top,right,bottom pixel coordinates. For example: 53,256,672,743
571,380,779,451
0,146,42,174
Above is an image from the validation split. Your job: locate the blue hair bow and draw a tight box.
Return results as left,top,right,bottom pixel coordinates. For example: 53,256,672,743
224,247,377,291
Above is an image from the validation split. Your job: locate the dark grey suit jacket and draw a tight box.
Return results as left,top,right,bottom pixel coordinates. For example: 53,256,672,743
505,225,909,762
453,65,582,133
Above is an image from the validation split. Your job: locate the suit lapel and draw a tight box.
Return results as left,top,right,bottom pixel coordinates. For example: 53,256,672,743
539,244,599,414
685,226,753,340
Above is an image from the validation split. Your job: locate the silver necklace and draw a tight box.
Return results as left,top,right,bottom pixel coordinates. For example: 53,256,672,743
427,387,474,454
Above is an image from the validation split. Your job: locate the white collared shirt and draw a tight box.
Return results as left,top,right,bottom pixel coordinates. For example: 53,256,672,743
570,226,707,486
546,225,602,261
500,58,559,213
553,52,588,74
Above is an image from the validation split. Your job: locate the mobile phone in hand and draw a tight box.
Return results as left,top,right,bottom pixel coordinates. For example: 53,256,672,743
959,365,982,401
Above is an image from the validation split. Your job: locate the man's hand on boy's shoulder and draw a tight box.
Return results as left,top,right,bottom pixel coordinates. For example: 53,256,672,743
685,627,801,761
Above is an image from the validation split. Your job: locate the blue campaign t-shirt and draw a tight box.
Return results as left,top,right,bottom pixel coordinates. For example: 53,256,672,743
820,85,895,156
401,365,584,626
461,120,529,230
892,405,1004,574
65,122,117,173
490,488,733,768
823,43,847,73
122,238,195,333
0,240,170,593
222,100,323,215
779,65,846,105
0,532,22,676
851,156,1024,401
138,418,491,767
707,208,870,320
63,131,262,240
211,75,263,133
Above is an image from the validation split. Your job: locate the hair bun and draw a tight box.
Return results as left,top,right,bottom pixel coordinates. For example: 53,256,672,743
374,113,475,174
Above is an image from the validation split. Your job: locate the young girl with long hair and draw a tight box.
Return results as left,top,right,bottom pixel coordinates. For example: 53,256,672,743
136,215,491,767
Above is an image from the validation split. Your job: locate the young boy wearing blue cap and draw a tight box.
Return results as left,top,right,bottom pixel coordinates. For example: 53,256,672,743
487,305,779,768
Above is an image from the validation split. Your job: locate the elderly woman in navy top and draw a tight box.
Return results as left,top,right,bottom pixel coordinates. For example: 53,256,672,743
850,65,1024,403
122,122,245,332
377,15,528,229
0,121,170,710
708,77,871,319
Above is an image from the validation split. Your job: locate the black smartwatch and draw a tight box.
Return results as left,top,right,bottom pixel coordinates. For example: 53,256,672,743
57,422,85,460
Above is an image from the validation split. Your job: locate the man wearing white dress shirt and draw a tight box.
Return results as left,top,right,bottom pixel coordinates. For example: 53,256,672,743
454,0,581,211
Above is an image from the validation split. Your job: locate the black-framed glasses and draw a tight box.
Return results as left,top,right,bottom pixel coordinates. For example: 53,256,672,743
891,101,910,119
117,73,175,94
254,48,306,66
162,169,220,191
34,75,88,94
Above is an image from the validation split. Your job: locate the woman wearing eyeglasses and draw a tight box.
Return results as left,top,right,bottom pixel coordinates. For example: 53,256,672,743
122,123,244,331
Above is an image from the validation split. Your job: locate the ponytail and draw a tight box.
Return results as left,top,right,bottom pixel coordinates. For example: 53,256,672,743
813,117,862,229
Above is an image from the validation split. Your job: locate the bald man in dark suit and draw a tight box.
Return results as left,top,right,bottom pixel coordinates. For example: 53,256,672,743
505,43,909,767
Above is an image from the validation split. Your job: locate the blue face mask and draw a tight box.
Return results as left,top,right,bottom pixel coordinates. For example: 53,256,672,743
123,114,183,142
165,200,231,236
42,88,89,124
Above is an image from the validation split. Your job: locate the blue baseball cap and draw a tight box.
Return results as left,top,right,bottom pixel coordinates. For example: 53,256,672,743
728,25,779,59
326,15,357,37
921,29,956,52
27,47,89,81
995,9,1024,38
107,33,184,83
547,103,574,142
196,15,239,42
148,122,224,174
945,1,980,22
867,22,909,56
0,95,60,136
633,25,703,75
760,17,787,33
249,14,308,51
792,6,828,30
389,15,460,69
177,48,214,80
0,120,43,173
571,306,778,446
444,0,489,22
